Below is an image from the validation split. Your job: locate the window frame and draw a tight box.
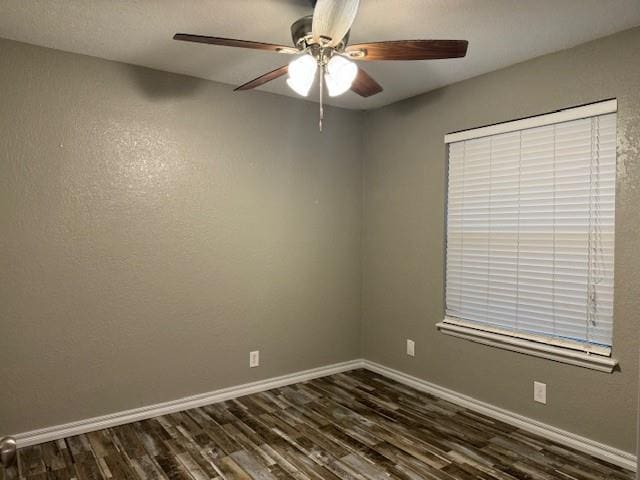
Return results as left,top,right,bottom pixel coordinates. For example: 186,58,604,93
439,99,618,373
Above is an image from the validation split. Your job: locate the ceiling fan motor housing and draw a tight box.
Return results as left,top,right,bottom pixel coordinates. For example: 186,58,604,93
290,15,349,51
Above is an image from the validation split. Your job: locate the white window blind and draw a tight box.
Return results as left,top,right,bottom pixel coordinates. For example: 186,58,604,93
444,103,616,356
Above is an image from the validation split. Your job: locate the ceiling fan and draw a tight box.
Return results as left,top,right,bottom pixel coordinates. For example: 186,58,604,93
174,0,468,130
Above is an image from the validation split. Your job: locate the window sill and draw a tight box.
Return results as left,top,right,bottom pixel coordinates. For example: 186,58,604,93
436,320,618,373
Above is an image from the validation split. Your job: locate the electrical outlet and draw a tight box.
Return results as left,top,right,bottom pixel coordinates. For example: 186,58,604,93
249,350,260,368
534,381,546,404
406,339,415,357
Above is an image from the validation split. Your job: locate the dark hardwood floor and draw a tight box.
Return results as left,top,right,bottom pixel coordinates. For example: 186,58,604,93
3,369,633,480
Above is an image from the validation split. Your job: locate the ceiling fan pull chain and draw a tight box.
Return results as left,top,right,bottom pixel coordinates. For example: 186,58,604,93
319,62,324,132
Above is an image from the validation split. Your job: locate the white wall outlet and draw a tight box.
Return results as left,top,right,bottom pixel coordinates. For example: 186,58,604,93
406,339,415,357
534,381,547,404
249,350,260,368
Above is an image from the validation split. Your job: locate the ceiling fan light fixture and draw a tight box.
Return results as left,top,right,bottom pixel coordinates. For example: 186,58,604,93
325,55,358,97
287,77,313,97
174,0,469,128
287,54,317,96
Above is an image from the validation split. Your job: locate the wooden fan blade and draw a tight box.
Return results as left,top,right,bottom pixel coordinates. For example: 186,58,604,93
350,68,383,97
174,34,299,54
345,40,468,61
234,65,289,91
312,0,360,47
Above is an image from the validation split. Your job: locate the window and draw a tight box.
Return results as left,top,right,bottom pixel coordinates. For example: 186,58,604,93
438,100,617,372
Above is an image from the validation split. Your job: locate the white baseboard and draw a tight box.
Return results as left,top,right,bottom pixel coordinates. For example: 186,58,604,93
363,360,636,472
14,359,366,448
14,357,636,473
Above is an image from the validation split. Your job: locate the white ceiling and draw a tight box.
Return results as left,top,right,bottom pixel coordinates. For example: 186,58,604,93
1,0,639,110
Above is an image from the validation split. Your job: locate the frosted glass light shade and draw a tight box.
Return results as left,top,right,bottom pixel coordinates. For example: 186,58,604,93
287,54,317,96
325,55,358,97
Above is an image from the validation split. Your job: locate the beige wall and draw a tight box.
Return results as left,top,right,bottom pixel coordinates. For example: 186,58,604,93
0,38,364,435
361,27,640,452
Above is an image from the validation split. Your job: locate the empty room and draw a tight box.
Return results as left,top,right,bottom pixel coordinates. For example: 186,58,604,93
1,1,639,479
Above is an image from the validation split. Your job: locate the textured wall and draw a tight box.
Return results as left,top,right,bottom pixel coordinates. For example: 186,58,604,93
361,27,640,452
0,38,363,435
